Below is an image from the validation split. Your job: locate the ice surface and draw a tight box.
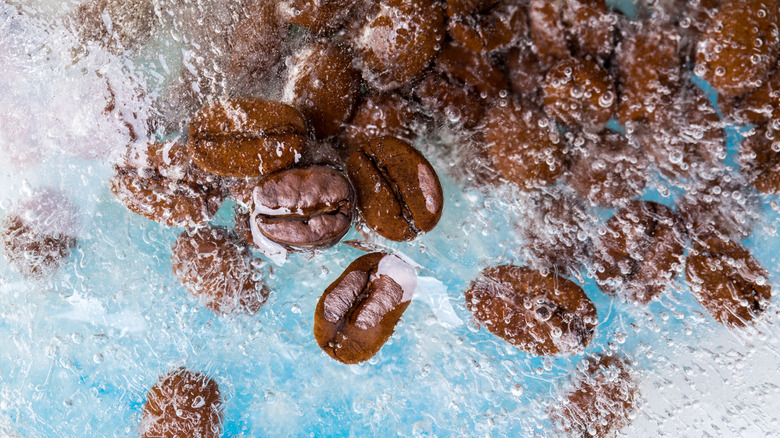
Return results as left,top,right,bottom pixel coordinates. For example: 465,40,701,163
1,0,780,437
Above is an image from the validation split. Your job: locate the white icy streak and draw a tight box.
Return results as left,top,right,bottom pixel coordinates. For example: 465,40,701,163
375,254,417,303
17,188,80,237
415,276,463,327
58,292,147,334
250,187,288,265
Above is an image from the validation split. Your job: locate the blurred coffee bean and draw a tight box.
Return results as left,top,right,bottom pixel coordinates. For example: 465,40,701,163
448,2,528,54
505,45,545,102
341,92,421,156
561,0,614,59
543,57,616,132
435,42,509,101
314,252,416,364
188,98,306,178
68,0,156,54
528,0,569,66
278,0,363,35
414,72,485,130
677,172,757,240
230,0,288,80
739,123,780,193
725,64,780,125
445,0,498,18
465,265,598,356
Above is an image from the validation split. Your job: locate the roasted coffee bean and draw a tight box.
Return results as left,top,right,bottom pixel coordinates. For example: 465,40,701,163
686,234,772,328
171,226,267,315
448,2,528,54
248,166,354,248
677,173,757,240
341,92,421,156
347,137,443,241
445,0,498,18
314,252,416,364
1,190,78,278
528,0,569,66
483,100,565,189
543,57,616,132
695,0,780,99
230,0,287,80
354,0,444,90
283,40,360,139
68,0,156,54
140,368,222,438
725,64,780,125
567,131,647,208
465,265,598,356
549,355,638,438
561,0,614,59
739,123,780,193
435,42,509,101
414,72,485,130
505,46,545,102
188,98,306,178
593,201,685,304
278,0,361,35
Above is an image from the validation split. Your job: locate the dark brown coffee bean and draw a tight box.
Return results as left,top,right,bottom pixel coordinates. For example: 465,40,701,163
543,57,616,132
593,201,685,304
695,0,780,98
229,0,287,80
465,265,598,356
445,0,498,18
1,190,78,278
314,252,416,364
68,0,156,54
686,234,772,328
347,137,443,241
529,0,569,66
354,0,445,90
341,92,421,156
171,226,267,315
561,0,614,59
140,368,222,438
725,63,780,124
739,123,780,193
483,100,565,189
188,98,306,178
278,0,362,35
248,166,354,248
505,46,545,102
549,355,638,438
448,2,528,54
435,42,509,101
567,131,647,208
677,174,757,240
283,40,360,139
414,72,485,130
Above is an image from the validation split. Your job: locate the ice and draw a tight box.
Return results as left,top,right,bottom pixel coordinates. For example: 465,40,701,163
1,0,780,436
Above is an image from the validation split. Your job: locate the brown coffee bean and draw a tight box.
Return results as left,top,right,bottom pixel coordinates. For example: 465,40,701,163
171,226,267,315
278,0,362,35
448,2,528,54
314,252,416,364
695,0,780,99
435,42,509,101
593,201,685,304
549,355,638,438
445,0,498,18
567,131,647,208
414,72,485,130
739,123,780,193
347,137,443,241
229,0,287,80
677,174,757,240
725,63,780,124
686,234,772,328
616,23,682,124
529,0,569,66
505,46,545,102
68,0,156,54
483,100,565,189
561,0,614,60
140,368,222,438
188,98,306,178
0,190,78,278
543,57,616,132
283,40,360,139
341,92,421,156
248,166,354,248
354,0,444,90
465,265,598,356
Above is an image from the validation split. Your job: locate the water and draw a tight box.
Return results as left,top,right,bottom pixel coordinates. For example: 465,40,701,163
1,0,780,437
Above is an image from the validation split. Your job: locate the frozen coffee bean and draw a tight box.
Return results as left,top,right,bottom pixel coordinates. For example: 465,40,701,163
686,234,772,328
528,0,569,66
314,252,416,364
435,42,509,101
354,0,444,90
726,65,780,125
677,173,757,240
465,265,598,356
505,46,546,102
278,0,362,35
341,92,421,156
483,100,565,189
188,98,306,178
68,0,156,54
283,40,360,139
445,0,498,18
140,368,222,438
561,0,615,60
347,137,443,241
230,0,287,80
543,57,616,132
248,166,355,248
695,0,780,99
448,2,528,54
593,201,686,304
567,131,647,208
1,190,78,278
549,355,638,437
172,226,267,315
414,72,485,130
739,123,780,193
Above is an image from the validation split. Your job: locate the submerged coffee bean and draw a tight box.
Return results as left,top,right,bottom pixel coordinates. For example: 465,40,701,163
314,252,416,364
188,98,306,178
249,166,355,248
686,234,772,328
465,265,598,356
347,137,444,242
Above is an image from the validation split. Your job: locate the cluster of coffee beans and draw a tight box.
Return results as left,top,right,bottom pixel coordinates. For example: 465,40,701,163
2,0,780,436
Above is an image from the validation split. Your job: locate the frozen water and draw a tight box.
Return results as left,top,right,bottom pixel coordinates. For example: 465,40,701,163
1,0,780,437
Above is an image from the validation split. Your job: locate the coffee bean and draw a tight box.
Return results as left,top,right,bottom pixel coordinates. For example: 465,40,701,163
528,0,569,66
278,0,362,35
739,123,780,193
188,98,306,178
593,201,685,304
686,234,772,328
445,0,498,18
172,226,267,315
726,66,780,125
549,354,638,437
677,173,757,240
561,0,614,60
314,252,416,364
229,0,287,80
414,72,485,130
435,42,509,101
543,57,616,132
465,265,598,356
341,92,421,156
347,137,443,241
249,166,355,248
448,2,528,54
505,46,545,102
1,190,78,278
140,368,222,438
68,0,156,54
